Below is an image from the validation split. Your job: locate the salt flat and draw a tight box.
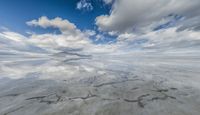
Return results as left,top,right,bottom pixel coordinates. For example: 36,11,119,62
0,53,200,115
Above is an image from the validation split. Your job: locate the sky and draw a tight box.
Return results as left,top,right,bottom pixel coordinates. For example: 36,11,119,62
0,0,110,34
0,0,200,56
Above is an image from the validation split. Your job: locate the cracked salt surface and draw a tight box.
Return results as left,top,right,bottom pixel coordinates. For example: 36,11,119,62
0,53,200,115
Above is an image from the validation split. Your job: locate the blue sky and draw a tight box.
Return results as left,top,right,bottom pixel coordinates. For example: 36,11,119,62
0,0,200,55
0,0,110,35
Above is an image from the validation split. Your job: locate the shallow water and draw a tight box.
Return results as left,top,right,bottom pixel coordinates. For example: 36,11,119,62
0,53,200,115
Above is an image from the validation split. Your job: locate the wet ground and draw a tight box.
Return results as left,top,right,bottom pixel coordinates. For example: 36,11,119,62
0,54,200,115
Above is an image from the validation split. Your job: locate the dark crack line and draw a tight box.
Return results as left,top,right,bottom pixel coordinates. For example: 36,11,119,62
124,87,177,108
124,99,138,102
170,87,178,90
151,89,168,92
150,96,169,101
56,94,62,102
80,76,98,85
124,94,150,108
69,91,97,100
102,97,121,101
69,94,97,100
25,93,63,104
131,87,139,90
151,86,177,100
26,96,46,100
26,93,55,100
39,94,62,104
137,94,150,108
3,106,24,115
0,93,20,98
124,93,175,108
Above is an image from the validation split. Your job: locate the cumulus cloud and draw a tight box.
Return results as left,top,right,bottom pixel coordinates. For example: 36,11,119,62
96,0,200,33
26,16,78,35
76,0,93,11
24,15,200,53
0,16,119,58
26,16,94,49
26,16,120,53
93,0,200,54
1,0,200,60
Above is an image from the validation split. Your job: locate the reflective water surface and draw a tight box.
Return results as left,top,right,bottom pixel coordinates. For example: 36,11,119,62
0,52,200,115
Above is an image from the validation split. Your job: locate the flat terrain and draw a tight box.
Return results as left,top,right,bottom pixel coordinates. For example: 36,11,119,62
0,54,200,115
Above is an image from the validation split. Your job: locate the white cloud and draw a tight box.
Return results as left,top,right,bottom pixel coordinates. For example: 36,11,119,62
103,0,113,4
177,16,200,31
1,1,200,84
143,28,200,50
96,0,200,33
0,31,46,55
95,34,105,41
76,0,93,11
28,34,91,50
84,30,96,36
26,16,121,53
1,7,200,59
26,16,94,50
27,16,78,35
115,27,200,52
94,0,200,54
0,31,27,42
117,33,136,41
0,16,119,58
